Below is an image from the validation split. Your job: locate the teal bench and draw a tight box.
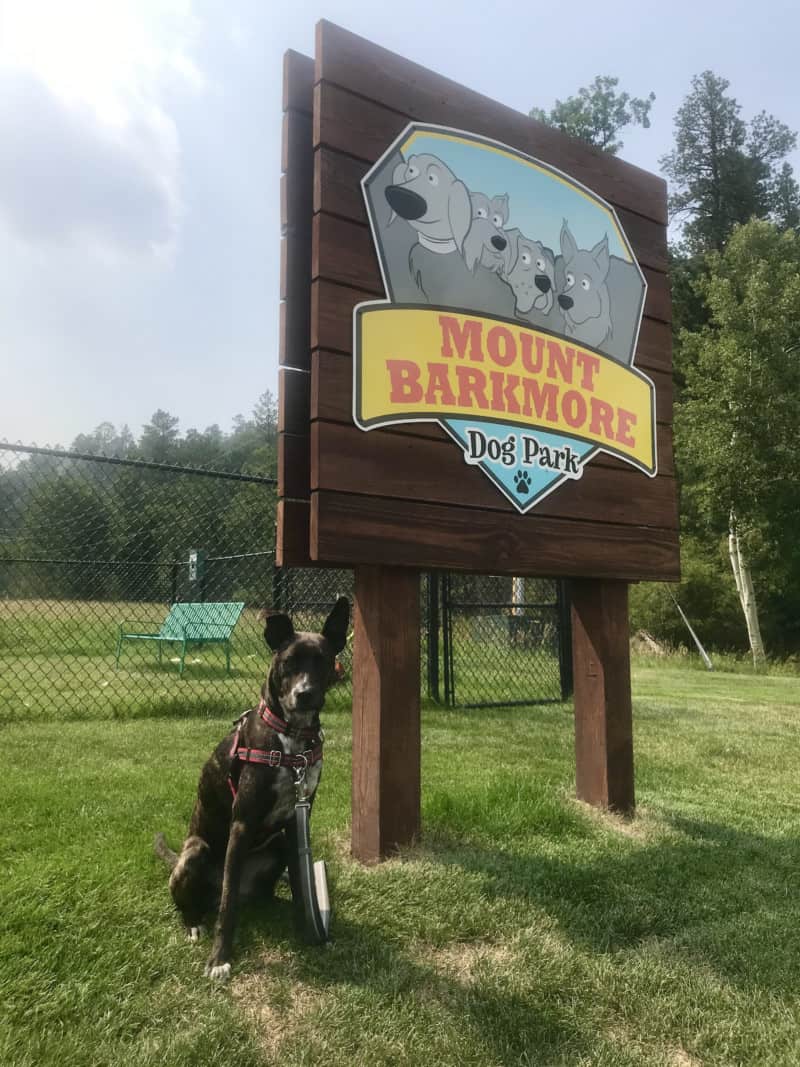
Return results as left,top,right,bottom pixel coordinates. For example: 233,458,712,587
115,601,245,676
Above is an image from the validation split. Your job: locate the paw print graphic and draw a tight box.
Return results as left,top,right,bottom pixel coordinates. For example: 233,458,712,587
514,470,531,496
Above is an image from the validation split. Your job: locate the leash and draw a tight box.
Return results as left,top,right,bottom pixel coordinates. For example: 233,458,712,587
292,764,330,944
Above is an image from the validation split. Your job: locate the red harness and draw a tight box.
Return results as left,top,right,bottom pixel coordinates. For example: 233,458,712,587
227,700,323,799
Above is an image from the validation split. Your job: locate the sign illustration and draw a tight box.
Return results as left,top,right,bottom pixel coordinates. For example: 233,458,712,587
353,125,657,512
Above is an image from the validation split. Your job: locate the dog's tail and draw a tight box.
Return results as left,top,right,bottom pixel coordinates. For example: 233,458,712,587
154,832,179,870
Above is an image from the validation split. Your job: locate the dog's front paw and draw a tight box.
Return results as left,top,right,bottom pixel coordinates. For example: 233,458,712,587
187,925,205,943
204,959,232,982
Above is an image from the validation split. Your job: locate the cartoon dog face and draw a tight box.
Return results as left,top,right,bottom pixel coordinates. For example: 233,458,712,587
503,231,556,315
556,222,610,327
463,192,510,273
384,154,471,254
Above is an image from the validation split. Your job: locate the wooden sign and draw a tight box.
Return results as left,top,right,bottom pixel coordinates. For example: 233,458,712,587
278,22,678,583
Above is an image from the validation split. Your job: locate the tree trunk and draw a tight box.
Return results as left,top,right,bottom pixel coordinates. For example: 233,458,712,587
728,512,766,667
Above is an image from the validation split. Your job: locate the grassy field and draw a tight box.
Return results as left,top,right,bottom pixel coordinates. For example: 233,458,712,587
2,661,800,1066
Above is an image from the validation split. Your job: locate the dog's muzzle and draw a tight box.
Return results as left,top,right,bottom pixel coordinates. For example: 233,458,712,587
535,274,551,293
558,294,574,310
385,185,428,220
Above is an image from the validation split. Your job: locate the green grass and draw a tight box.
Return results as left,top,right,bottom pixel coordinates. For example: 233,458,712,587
2,662,800,1066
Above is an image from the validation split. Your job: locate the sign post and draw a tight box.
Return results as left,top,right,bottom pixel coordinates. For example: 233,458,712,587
277,23,679,858
352,566,421,862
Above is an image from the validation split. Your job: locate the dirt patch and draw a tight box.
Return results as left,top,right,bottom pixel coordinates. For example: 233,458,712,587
669,1048,702,1067
568,797,665,841
417,940,514,984
231,954,326,1057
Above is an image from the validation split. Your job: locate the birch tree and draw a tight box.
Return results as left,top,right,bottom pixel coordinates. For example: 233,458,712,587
676,220,800,665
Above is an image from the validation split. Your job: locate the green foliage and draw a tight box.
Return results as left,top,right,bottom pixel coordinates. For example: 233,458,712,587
672,220,800,652
530,75,654,155
676,220,800,529
630,537,745,650
661,71,798,254
2,391,279,603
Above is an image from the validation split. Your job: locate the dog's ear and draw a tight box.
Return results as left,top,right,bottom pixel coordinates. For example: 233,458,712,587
264,612,294,652
591,234,610,280
491,193,510,226
322,596,350,655
560,219,577,263
502,227,520,276
386,160,407,225
448,179,472,253
462,226,480,272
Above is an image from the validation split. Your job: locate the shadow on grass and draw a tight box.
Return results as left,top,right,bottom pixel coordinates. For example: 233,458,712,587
423,813,800,996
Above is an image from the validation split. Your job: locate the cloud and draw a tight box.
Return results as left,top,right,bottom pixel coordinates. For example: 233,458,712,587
0,70,179,254
0,0,204,257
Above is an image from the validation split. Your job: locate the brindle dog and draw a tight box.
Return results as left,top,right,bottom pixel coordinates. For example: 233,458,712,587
154,597,349,980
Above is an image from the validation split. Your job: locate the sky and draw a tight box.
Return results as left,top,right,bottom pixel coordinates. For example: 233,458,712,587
2,0,798,448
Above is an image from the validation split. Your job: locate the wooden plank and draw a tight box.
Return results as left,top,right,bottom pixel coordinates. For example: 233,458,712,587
312,212,671,324
351,565,421,862
311,347,673,427
314,145,669,274
311,278,674,374
282,109,313,177
278,367,310,435
314,25,667,224
278,432,310,500
278,54,315,562
276,499,313,568
312,420,679,529
571,579,634,814
283,49,314,114
311,491,681,580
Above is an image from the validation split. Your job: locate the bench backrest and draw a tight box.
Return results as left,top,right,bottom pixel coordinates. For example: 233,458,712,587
159,602,245,640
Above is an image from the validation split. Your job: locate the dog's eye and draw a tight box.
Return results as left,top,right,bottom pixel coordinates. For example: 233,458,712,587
536,258,546,272
565,272,575,287
406,164,419,179
581,277,591,291
491,214,503,227
427,171,439,186
476,207,488,218
520,251,531,265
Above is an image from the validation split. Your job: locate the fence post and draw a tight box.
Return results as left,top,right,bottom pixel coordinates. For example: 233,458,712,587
170,562,179,605
557,580,573,699
426,572,440,702
272,561,283,612
441,573,454,706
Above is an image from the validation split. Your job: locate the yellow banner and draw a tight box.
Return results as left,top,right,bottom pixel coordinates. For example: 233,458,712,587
354,305,656,473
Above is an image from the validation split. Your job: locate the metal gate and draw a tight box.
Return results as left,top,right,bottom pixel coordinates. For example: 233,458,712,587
427,574,572,708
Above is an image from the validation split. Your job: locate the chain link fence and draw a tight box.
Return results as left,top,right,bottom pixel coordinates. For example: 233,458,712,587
1,443,569,722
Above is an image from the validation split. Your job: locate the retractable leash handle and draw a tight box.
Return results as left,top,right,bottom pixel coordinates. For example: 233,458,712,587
293,799,330,943
292,764,331,945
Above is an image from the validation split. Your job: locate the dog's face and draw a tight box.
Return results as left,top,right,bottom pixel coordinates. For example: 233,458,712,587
463,192,510,273
503,232,556,314
263,597,349,726
385,153,471,252
557,223,610,327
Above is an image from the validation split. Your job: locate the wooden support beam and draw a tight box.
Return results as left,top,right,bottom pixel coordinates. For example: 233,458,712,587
351,565,421,862
570,579,635,815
